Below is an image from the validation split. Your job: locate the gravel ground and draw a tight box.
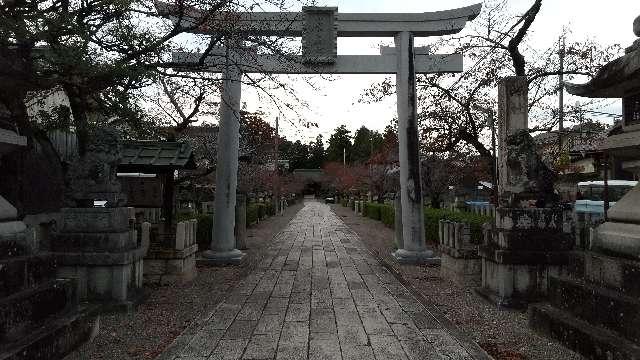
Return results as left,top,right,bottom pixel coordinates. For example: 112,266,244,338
331,204,585,360
64,201,304,360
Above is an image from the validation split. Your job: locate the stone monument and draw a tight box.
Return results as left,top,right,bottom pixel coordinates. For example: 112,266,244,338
50,128,148,310
477,77,575,308
530,17,640,359
0,126,98,359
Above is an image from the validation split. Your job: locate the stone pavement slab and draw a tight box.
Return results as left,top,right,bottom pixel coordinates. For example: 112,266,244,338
158,201,481,360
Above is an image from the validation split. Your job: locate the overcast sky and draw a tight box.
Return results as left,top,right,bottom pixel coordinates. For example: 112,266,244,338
240,0,639,144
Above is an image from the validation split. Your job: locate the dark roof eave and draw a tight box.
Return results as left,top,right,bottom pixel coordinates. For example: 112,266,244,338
565,48,640,98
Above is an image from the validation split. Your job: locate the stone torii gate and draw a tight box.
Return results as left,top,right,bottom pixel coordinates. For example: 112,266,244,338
156,3,482,265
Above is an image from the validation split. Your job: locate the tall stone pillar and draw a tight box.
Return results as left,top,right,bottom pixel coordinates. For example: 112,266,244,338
497,76,529,201
392,31,435,264
202,58,246,265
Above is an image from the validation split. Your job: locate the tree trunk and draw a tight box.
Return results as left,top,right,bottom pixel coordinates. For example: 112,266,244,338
63,84,90,156
507,0,542,76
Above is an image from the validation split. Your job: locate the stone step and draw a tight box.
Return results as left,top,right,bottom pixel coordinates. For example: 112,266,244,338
548,276,640,343
584,251,640,298
529,303,640,360
0,255,56,298
0,279,76,343
0,304,99,360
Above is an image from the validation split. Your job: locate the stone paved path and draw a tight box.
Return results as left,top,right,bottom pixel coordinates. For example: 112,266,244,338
158,201,476,360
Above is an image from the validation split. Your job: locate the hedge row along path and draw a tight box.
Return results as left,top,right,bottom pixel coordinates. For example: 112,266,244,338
157,200,480,360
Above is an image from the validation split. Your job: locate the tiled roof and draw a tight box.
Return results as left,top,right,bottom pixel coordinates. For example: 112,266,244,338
119,140,196,170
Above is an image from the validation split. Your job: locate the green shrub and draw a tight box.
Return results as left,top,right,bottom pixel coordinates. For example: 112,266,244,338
380,205,395,228
257,203,267,220
247,204,259,225
423,207,492,244
341,198,349,207
363,202,383,221
266,201,276,216
195,214,213,251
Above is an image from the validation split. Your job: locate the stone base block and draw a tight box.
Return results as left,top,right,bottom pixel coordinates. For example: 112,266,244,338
144,244,198,285
55,250,145,310
478,258,566,308
529,304,640,360
392,249,441,265
59,207,132,233
197,249,246,266
441,253,481,286
0,304,100,360
592,221,640,258
0,221,26,237
546,276,640,342
584,252,640,297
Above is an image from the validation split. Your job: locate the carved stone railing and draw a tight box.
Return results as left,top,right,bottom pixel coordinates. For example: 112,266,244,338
175,219,197,251
135,207,162,224
438,220,482,286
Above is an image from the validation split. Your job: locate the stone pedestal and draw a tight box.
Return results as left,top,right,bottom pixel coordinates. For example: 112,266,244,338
529,186,640,359
439,220,482,286
51,207,148,310
478,208,575,307
144,220,198,285
529,251,640,360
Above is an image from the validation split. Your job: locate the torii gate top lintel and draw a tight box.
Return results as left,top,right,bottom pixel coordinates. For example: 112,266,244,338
155,1,482,37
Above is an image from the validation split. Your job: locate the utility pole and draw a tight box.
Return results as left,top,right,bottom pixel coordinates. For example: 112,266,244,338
273,116,280,214
488,110,497,206
343,147,346,168
558,34,566,155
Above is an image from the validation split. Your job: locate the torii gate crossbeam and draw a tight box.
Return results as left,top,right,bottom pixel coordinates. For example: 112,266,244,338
157,3,482,265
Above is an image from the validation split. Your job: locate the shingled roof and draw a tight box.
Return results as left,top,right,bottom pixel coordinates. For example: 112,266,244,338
119,140,196,172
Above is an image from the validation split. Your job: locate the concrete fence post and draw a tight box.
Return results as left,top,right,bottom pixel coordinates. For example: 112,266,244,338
176,222,186,250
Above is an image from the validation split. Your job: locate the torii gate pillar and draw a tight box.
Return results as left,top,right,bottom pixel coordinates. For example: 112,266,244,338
201,59,245,265
392,31,433,264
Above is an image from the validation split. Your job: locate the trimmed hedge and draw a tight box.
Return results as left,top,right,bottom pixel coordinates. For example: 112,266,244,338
247,204,259,225
363,202,394,226
424,208,491,244
362,202,491,244
380,205,394,228
363,202,381,221
256,203,267,220
266,201,276,216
